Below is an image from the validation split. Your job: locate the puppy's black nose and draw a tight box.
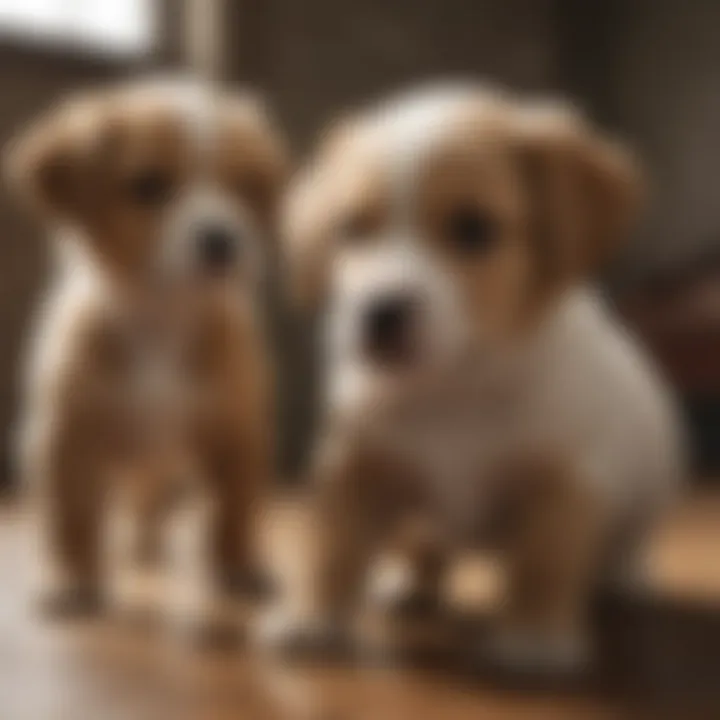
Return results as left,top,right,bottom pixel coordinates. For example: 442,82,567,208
196,224,238,271
363,293,419,364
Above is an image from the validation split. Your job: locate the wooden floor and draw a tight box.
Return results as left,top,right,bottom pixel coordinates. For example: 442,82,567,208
1,492,719,720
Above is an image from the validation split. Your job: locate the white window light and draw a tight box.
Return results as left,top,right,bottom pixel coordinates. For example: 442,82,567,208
0,0,156,57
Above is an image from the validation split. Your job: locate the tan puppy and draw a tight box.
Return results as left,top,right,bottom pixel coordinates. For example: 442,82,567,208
265,84,684,669
6,77,285,616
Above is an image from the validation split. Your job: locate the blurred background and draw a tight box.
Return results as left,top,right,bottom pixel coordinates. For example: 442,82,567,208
0,2,718,717
0,0,718,490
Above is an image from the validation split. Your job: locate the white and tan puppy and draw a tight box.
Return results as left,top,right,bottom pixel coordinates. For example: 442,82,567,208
268,84,683,669
6,77,285,616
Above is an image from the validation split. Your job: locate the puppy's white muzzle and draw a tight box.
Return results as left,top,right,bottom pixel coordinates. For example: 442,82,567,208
327,239,466,374
158,184,262,286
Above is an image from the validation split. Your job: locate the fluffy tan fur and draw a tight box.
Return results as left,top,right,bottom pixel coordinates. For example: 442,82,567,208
6,79,285,615
266,86,676,670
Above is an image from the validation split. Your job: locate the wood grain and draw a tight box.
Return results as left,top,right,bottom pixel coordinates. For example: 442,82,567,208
0,492,718,719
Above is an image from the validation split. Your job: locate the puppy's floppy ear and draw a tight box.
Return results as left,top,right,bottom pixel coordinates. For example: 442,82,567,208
282,164,332,310
225,92,289,229
514,101,643,287
4,94,109,223
282,118,352,310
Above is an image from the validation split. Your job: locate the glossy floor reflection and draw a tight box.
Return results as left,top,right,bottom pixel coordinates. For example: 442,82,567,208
1,491,718,719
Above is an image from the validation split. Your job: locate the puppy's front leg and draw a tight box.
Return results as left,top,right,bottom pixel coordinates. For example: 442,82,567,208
40,411,109,617
126,464,174,568
205,434,270,602
490,457,605,672
313,451,384,622
260,441,398,653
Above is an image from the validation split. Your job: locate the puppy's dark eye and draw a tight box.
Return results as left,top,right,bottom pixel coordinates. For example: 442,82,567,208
446,206,496,254
125,170,174,207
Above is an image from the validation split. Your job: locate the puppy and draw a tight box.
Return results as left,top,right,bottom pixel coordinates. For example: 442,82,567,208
267,84,684,669
6,77,285,616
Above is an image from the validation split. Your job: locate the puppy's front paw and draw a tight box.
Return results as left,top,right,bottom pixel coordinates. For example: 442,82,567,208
38,581,104,619
254,606,351,658
484,626,590,677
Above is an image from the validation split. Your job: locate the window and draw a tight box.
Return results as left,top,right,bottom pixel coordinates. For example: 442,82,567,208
0,0,156,57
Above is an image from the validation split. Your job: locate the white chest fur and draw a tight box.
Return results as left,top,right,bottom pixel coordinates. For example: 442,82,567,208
124,332,191,443
330,290,683,543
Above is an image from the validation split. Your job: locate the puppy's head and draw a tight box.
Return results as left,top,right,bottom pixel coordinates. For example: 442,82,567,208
5,77,286,292
285,85,641,377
